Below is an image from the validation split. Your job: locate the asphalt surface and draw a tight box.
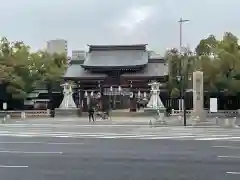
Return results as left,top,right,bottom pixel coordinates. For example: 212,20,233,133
0,117,239,179
0,137,240,180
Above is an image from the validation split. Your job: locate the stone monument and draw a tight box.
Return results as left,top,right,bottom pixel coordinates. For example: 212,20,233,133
145,81,166,125
55,82,79,117
192,71,206,122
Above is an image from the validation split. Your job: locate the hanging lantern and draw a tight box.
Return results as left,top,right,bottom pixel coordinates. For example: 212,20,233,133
143,92,147,98
138,91,141,98
97,92,101,98
118,86,122,92
90,91,94,97
110,86,113,92
84,91,88,97
129,81,132,88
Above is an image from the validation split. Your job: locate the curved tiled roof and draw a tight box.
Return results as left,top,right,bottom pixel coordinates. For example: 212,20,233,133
121,61,168,78
88,44,147,51
64,64,107,80
82,50,148,69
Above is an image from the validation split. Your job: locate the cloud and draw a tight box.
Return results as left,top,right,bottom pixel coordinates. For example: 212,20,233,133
117,5,154,34
0,0,240,54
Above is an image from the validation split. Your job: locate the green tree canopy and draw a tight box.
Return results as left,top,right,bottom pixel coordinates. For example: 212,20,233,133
166,32,240,95
0,37,67,101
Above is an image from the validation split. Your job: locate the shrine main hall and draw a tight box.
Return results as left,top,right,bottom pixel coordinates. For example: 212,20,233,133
64,44,168,112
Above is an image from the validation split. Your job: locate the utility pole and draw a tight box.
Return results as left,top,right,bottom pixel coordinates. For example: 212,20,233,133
178,17,189,126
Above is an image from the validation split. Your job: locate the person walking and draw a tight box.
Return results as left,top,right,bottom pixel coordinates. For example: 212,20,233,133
88,105,95,123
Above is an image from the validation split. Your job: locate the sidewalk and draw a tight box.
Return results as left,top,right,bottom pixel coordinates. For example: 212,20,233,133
4,116,239,128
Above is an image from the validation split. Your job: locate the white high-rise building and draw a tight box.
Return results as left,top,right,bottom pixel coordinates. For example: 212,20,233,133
46,39,67,55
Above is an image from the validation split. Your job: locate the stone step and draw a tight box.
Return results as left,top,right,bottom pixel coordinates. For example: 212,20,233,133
55,108,80,117
80,111,157,117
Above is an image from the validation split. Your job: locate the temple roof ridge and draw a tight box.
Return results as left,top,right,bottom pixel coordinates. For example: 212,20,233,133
88,44,148,51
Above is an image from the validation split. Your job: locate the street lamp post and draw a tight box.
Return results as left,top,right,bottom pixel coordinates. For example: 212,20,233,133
178,18,190,53
109,86,113,119
177,75,187,126
118,86,122,109
178,17,189,126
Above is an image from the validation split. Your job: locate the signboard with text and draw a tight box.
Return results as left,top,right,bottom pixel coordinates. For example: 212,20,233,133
210,98,218,112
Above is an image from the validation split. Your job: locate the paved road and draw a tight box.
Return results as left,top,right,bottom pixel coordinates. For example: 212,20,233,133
0,118,239,179
0,137,240,179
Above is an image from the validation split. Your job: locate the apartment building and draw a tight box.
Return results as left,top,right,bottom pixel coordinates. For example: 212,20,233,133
46,39,68,55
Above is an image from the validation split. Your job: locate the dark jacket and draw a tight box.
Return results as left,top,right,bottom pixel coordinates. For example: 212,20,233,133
88,106,94,114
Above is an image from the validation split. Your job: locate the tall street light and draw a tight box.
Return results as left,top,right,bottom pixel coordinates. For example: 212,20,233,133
178,17,189,126
179,18,190,52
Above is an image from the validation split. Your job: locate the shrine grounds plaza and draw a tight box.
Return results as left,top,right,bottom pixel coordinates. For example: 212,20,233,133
0,117,240,179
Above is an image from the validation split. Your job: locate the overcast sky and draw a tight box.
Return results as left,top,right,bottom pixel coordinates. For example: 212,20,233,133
0,0,238,54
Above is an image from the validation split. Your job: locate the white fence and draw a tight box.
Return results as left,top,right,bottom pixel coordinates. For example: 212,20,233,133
0,110,50,119
171,109,239,117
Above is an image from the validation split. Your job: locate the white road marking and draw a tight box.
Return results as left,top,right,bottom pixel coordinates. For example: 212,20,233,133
226,172,240,175
0,124,149,127
0,165,28,168
196,137,240,140
138,135,197,139
0,142,83,145
0,131,234,140
218,156,240,159
0,141,43,144
1,124,240,141
210,135,231,137
98,135,197,139
212,146,240,149
46,142,84,145
0,150,63,154
0,134,34,137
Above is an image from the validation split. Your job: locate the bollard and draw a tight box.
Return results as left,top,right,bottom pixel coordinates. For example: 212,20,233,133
195,116,200,121
2,116,6,124
225,118,229,126
233,117,237,123
215,117,219,125
178,116,182,121
149,120,152,127
21,112,26,120
232,117,237,127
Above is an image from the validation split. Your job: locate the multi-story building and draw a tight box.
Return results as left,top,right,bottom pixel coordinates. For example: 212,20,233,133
46,39,67,55
71,50,86,61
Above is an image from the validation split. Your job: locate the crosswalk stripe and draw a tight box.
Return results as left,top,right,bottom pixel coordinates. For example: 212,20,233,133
0,124,240,140
195,136,240,140
0,132,236,140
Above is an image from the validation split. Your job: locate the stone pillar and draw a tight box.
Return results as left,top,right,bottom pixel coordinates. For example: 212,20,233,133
192,71,205,122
